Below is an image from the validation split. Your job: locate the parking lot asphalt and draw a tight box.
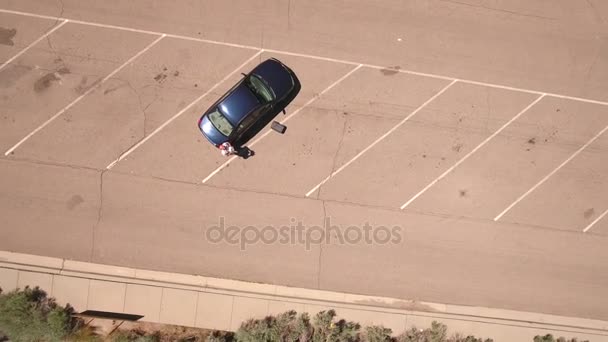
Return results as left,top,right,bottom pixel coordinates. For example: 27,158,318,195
1,0,608,322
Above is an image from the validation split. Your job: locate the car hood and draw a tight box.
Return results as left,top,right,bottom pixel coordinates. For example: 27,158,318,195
251,59,294,98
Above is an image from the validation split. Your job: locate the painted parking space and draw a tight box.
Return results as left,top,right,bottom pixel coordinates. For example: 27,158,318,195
588,212,608,234
496,131,608,233
204,67,451,196
0,12,57,62
7,37,257,169
111,51,355,183
311,82,538,208
0,22,156,152
405,97,608,221
318,200,608,321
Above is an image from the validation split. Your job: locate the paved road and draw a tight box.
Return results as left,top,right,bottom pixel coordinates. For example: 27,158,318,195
1,0,608,322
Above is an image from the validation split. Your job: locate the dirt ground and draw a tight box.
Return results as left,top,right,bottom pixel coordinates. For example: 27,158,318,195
89,318,218,341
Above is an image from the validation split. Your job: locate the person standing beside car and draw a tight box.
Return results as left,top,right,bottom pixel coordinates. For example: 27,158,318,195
219,142,237,156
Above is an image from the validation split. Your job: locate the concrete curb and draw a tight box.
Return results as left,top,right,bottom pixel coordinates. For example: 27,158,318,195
1,250,607,339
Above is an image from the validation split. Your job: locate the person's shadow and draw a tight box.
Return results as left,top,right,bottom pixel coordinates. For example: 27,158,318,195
235,146,255,159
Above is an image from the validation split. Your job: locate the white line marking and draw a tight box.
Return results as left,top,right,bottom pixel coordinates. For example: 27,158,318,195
0,19,68,72
583,208,608,233
263,48,361,67
0,8,60,21
458,79,544,96
363,64,456,82
0,8,260,51
2,8,608,107
165,34,263,51
305,79,458,198
543,93,608,107
106,49,264,169
494,122,608,221
4,34,165,156
202,64,363,184
400,93,546,210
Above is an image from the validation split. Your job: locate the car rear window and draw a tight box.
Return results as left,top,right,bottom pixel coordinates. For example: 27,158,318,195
208,109,234,136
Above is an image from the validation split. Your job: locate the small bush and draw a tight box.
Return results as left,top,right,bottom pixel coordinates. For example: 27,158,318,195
206,330,235,342
0,285,80,341
0,285,100,342
234,309,362,342
533,334,589,342
395,320,449,342
110,328,161,342
311,309,361,342
363,325,393,342
235,310,311,342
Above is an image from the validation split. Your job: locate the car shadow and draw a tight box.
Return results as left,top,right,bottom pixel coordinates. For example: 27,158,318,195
235,146,255,159
233,78,301,150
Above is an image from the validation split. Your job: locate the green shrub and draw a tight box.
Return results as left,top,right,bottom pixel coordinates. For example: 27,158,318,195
206,330,235,342
363,325,393,342
234,309,362,342
0,285,80,341
0,285,100,342
393,321,493,342
395,321,446,342
311,309,361,342
109,329,161,342
533,334,589,342
232,311,499,342
235,310,311,342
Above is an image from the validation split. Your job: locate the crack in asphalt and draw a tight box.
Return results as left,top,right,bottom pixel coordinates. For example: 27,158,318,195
121,78,150,137
90,169,106,262
317,200,327,289
582,39,605,93
56,0,65,21
485,87,491,133
2,155,100,172
585,0,606,24
42,0,65,62
439,0,556,21
111,77,161,147
44,34,62,69
1,156,599,238
317,113,349,199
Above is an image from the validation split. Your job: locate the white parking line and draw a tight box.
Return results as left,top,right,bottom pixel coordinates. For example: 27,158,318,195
305,79,458,198
2,8,608,108
201,64,363,184
494,122,608,221
583,208,608,233
0,19,68,71
4,34,165,156
399,93,546,210
106,49,264,169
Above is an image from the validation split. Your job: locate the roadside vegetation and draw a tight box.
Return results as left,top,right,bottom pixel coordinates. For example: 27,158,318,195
0,286,589,342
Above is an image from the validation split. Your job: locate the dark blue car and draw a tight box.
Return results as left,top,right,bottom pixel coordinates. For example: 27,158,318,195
197,58,301,148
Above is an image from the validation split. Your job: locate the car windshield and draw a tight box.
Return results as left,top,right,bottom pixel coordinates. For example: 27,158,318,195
207,108,234,136
246,74,275,103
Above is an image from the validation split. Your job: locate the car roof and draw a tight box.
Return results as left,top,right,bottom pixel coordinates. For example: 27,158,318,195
206,58,293,127
217,80,262,125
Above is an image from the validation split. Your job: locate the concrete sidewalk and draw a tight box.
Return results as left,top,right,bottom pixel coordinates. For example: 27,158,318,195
0,250,606,341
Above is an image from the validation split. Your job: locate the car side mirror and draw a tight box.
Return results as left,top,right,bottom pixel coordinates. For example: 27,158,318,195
241,73,247,77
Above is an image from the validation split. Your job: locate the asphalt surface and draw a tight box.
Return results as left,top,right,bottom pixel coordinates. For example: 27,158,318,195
1,0,608,321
